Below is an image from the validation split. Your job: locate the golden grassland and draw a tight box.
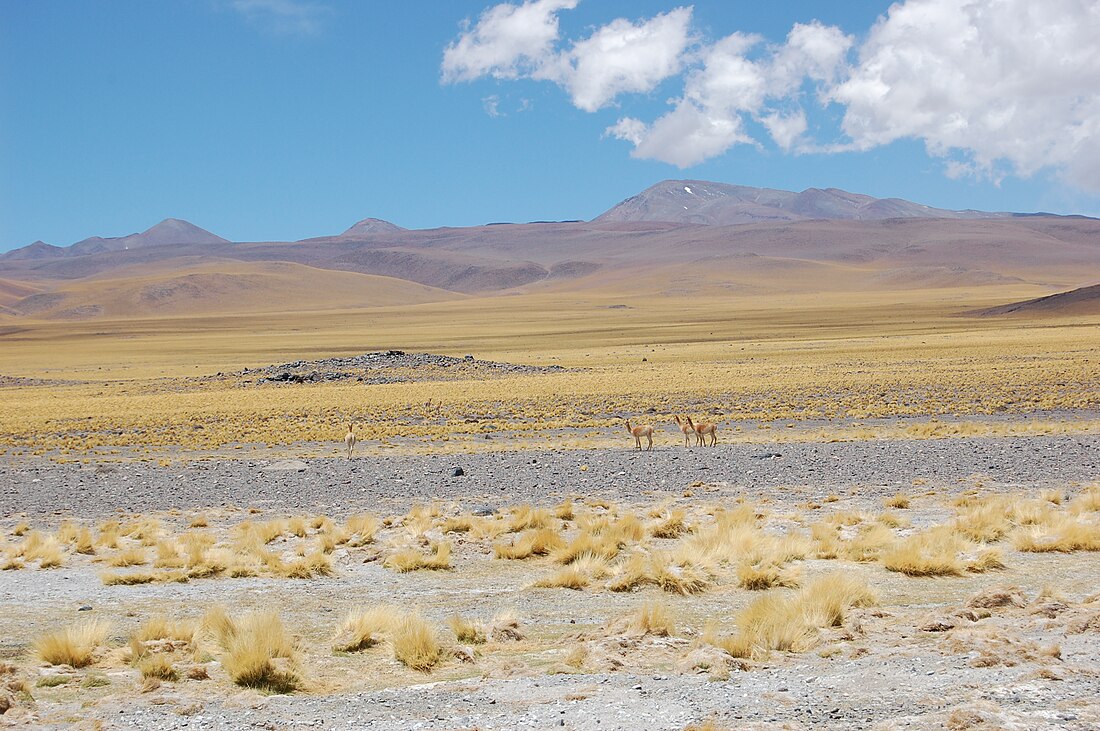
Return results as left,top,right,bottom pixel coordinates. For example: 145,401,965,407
3,484,1098,711
0,286,1097,456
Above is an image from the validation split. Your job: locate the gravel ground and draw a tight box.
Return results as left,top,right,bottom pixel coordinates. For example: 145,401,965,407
3,433,1099,730
2,434,1097,519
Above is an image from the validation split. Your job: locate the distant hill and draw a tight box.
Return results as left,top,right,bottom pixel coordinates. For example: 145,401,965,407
593,180,1017,226
2,219,227,261
4,259,459,320
340,218,406,237
968,284,1100,317
2,181,1098,311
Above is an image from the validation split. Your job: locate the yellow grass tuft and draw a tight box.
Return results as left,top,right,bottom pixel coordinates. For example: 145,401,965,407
535,554,610,590
884,494,911,509
34,619,111,668
712,573,876,659
649,509,689,539
333,605,401,652
390,614,443,672
507,505,554,533
219,612,302,693
494,528,565,559
881,527,966,576
100,571,156,585
384,542,452,572
736,561,800,590
107,547,148,567
555,499,575,521
448,615,487,645
626,601,675,637
134,615,196,643
279,551,334,579
137,654,178,681
1013,515,1100,553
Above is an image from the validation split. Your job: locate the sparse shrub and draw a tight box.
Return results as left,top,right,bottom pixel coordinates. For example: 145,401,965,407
33,620,111,668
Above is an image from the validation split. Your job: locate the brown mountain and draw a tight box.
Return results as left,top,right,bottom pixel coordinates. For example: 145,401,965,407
340,218,406,237
2,181,1099,321
594,180,1018,226
2,219,227,261
969,284,1100,317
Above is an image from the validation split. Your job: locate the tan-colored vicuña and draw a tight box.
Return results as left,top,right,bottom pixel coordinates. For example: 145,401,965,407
625,420,653,451
673,416,694,448
687,416,717,446
344,424,357,459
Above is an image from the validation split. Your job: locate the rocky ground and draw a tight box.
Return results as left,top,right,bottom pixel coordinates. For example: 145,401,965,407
1,433,1098,730
3,434,1097,519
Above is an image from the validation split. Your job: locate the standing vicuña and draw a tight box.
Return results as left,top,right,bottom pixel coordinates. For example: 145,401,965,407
691,417,717,446
344,424,358,459
673,416,694,448
625,420,654,451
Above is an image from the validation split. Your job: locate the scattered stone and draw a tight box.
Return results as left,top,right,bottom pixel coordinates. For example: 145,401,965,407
452,467,465,477
1030,601,1069,618
77,605,92,612
469,505,496,517
966,585,1027,609
920,618,956,632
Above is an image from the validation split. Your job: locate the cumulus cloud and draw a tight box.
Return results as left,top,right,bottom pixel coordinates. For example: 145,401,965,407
444,0,1100,190
551,8,694,112
443,2,693,111
830,0,1100,189
442,0,578,82
614,23,852,166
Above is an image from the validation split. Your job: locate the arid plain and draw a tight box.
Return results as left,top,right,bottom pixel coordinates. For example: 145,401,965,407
1,181,1099,729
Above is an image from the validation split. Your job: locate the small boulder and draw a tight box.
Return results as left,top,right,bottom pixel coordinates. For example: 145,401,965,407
452,467,465,477
966,585,1027,609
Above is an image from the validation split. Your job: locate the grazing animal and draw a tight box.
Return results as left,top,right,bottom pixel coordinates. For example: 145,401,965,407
344,424,358,459
673,416,694,448
625,420,654,451
690,417,718,447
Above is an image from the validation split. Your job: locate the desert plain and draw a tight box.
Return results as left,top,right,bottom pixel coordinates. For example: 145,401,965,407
1,181,1099,729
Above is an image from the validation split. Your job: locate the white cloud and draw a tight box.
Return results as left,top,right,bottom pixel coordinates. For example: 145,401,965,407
551,7,694,112
444,0,1100,191
229,0,328,36
611,25,851,167
830,0,1100,189
442,2,693,112
442,0,577,82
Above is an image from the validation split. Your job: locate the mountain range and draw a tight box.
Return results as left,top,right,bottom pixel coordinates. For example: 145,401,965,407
2,180,1097,320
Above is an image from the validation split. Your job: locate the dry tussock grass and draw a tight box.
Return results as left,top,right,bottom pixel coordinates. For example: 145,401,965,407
884,494,911,509
448,615,487,645
625,602,676,636
385,542,452,572
390,613,443,671
333,605,401,652
709,573,876,659
494,528,565,559
207,609,302,693
1013,515,1100,552
535,554,610,590
34,619,111,668
881,527,968,576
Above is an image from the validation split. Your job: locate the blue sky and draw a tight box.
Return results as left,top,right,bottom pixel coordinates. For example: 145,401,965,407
2,0,1098,250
